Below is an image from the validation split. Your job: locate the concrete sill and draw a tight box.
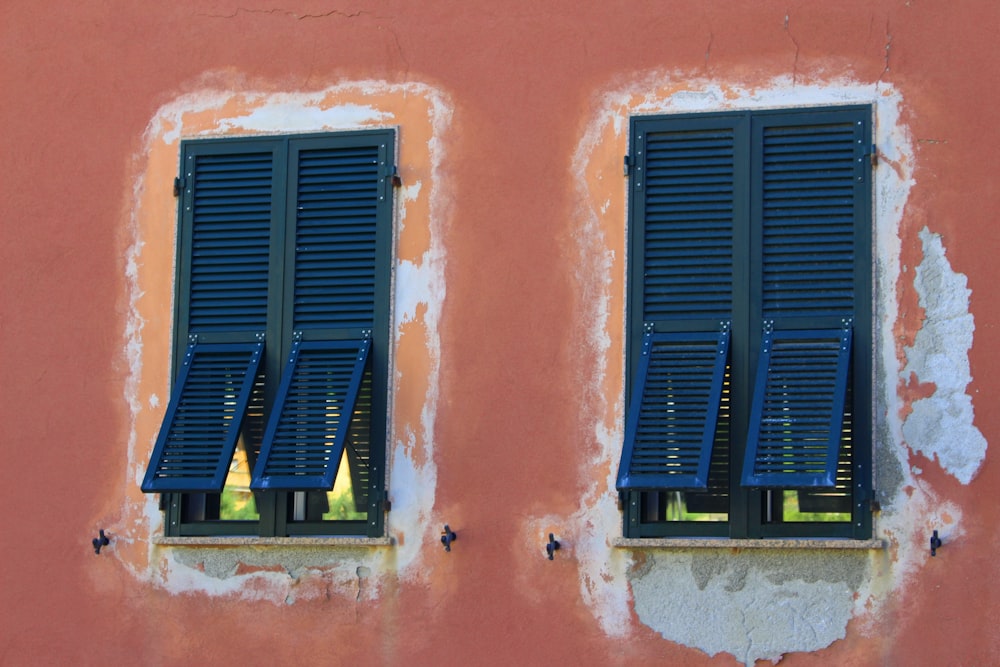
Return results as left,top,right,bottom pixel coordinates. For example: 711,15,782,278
153,536,394,547
613,537,886,550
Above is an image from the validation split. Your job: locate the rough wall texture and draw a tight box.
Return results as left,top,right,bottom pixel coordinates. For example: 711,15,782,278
3,2,1000,665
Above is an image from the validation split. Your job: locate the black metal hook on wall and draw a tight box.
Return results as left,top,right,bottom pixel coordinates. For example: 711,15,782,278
92,529,110,555
441,525,457,552
930,530,942,557
546,533,560,560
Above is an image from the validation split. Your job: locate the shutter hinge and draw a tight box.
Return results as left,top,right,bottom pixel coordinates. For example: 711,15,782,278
173,176,185,197
390,165,402,187
623,154,633,176
869,144,878,167
381,489,391,513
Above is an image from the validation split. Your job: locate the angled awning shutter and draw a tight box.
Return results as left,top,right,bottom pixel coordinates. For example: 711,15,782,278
617,329,730,490
251,338,371,491
741,326,852,487
141,342,264,492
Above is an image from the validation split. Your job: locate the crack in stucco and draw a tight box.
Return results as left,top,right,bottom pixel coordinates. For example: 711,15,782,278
198,7,371,20
783,13,801,84
880,18,893,82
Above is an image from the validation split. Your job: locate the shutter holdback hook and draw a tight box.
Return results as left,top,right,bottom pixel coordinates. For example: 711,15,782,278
92,529,110,555
440,525,457,552
546,533,561,560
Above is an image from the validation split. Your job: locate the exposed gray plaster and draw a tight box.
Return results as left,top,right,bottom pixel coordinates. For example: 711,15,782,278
631,551,869,666
171,545,378,580
902,227,985,484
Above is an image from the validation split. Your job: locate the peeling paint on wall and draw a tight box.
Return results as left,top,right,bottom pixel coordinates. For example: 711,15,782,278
901,227,984,484
565,75,930,663
116,79,453,602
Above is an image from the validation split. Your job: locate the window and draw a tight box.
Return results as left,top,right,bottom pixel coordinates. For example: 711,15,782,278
617,107,872,539
141,130,395,537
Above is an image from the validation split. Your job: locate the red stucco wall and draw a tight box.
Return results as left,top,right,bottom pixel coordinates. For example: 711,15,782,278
4,2,1000,664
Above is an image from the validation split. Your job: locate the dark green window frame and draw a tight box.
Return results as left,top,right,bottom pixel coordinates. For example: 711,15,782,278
618,106,873,540
142,130,395,538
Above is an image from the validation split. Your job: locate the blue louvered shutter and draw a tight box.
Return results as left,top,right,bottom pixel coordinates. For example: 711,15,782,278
252,132,392,493
251,339,370,490
618,330,730,490
742,327,852,487
142,342,264,492
142,142,276,494
621,116,739,495
743,109,868,490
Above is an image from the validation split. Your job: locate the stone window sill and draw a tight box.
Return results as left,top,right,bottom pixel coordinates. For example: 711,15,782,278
153,536,394,547
613,537,885,550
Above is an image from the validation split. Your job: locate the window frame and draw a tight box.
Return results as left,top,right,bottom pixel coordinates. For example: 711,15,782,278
620,106,873,540
151,129,395,538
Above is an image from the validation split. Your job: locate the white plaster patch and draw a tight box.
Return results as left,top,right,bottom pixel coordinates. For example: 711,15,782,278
389,437,438,579
632,553,853,666
901,227,985,484
216,102,392,134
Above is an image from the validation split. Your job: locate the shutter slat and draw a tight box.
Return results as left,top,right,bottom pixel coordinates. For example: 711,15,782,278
141,342,263,492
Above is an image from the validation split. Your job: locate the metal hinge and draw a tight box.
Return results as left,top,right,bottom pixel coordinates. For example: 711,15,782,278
623,154,633,176
173,176,185,197
868,144,878,167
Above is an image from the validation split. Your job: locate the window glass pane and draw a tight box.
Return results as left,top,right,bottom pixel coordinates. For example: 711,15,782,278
288,450,367,522
218,440,260,520
322,452,367,520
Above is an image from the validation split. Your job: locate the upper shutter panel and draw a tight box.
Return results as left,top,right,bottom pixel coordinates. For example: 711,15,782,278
759,117,862,319
251,339,371,491
640,125,735,323
141,342,264,492
617,330,730,490
187,151,273,333
741,327,852,488
292,144,381,332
